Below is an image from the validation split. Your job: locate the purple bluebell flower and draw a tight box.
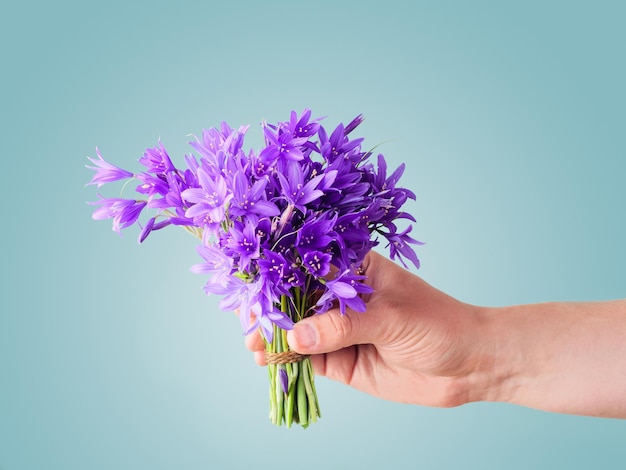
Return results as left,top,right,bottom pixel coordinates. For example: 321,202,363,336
138,217,156,243
279,368,289,394
229,172,279,219
211,277,263,334
316,270,373,315
181,169,231,229
277,160,325,212
138,217,172,243
319,122,363,163
295,216,335,253
302,251,331,277
189,124,246,163
222,126,249,156
255,306,294,343
258,243,305,290
90,196,147,233
135,172,170,197
370,155,416,205
343,113,364,135
286,109,321,138
139,141,175,174
227,220,261,271
258,250,288,286
85,149,134,187
190,244,233,285
386,225,423,269
333,213,368,246
283,263,305,289
188,127,224,163
160,171,192,213
259,123,309,164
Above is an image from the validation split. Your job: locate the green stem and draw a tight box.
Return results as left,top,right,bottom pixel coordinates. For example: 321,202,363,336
285,362,294,428
294,288,301,320
274,324,284,426
265,292,320,428
268,359,276,423
296,365,308,428
301,278,311,319
303,359,318,423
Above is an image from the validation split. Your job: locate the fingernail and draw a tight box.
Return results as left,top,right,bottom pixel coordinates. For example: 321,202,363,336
294,323,317,349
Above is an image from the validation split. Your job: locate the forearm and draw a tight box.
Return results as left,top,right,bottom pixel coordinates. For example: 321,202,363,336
476,300,626,418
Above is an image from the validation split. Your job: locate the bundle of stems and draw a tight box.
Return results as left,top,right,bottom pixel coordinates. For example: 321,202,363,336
266,294,320,428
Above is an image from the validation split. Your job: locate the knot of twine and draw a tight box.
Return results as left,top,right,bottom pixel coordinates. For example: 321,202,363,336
265,351,310,365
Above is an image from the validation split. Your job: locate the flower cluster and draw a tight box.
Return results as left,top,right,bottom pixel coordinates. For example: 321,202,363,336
87,109,422,427
87,109,421,340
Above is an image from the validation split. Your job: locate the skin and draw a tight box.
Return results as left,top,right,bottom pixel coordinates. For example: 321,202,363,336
245,251,626,418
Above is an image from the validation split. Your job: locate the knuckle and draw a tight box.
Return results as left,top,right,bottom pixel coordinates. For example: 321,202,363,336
325,310,357,344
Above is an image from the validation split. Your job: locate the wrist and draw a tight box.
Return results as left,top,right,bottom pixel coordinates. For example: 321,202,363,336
463,305,519,406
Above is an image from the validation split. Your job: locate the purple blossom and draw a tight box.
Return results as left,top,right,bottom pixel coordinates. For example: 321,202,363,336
316,270,374,315
139,141,175,173
277,160,325,212
258,251,289,292
227,220,261,271
181,169,231,229
344,113,364,135
319,122,363,163
255,306,294,343
279,368,289,394
302,251,331,277
386,226,423,269
190,244,233,285
135,172,170,197
229,172,279,219
189,124,247,165
85,149,134,187
138,217,172,243
295,216,335,253
87,109,422,340
259,122,309,164
90,196,147,233
210,277,263,335
157,171,192,213
333,213,369,247
286,109,321,138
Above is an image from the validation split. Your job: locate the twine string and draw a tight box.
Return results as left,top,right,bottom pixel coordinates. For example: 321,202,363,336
265,351,309,365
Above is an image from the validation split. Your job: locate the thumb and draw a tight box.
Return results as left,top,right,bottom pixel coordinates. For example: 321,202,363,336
286,309,373,354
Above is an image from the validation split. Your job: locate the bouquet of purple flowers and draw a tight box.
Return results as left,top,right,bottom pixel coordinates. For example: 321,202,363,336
86,109,421,427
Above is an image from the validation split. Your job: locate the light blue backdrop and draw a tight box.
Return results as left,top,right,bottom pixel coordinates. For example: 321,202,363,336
2,1,625,468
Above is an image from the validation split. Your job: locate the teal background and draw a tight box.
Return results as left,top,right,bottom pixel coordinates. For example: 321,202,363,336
1,0,625,468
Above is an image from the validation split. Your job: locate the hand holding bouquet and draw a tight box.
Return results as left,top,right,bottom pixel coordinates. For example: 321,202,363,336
86,109,421,427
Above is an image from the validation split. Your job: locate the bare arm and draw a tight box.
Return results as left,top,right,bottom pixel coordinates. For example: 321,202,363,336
480,300,626,417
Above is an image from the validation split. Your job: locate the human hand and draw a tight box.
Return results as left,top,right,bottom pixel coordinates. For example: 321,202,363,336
245,250,490,408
